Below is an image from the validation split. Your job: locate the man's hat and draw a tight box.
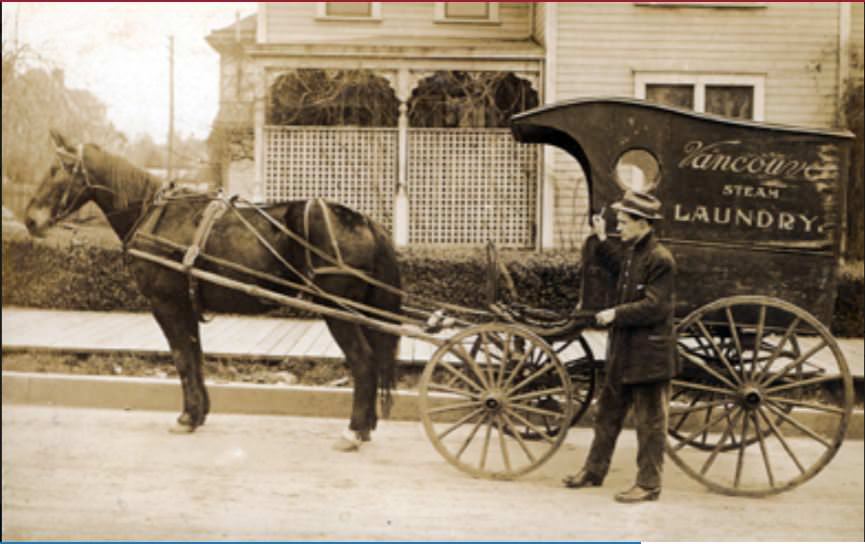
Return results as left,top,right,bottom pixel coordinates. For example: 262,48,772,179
611,190,663,221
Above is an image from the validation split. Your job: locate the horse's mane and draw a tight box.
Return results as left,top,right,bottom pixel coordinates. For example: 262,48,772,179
90,144,164,209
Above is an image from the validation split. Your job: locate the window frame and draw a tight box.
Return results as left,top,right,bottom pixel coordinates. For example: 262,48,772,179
434,2,500,25
634,72,766,121
316,2,382,21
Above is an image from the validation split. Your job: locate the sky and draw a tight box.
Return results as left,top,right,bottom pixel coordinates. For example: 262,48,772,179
1,2,258,143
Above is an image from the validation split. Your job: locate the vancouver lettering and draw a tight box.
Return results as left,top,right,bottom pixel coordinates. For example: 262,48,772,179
674,204,820,232
678,140,832,182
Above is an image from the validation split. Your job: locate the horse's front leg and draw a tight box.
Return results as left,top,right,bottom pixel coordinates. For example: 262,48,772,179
326,319,377,451
151,298,210,433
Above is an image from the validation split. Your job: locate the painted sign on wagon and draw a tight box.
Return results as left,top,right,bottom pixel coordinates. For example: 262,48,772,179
661,131,843,248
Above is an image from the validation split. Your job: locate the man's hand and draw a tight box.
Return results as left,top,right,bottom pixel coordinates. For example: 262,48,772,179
591,212,607,241
596,308,616,326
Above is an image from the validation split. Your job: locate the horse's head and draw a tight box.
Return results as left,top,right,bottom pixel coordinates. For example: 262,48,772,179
25,130,98,237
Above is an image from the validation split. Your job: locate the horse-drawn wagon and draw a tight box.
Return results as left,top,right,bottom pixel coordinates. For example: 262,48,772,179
24,98,855,498
433,97,856,496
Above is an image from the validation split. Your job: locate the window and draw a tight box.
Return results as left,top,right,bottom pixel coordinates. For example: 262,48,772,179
615,149,661,193
635,3,766,8
635,73,765,121
435,2,499,24
316,2,381,20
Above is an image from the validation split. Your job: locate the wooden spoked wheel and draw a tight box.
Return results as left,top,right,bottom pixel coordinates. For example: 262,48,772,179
667,296,854,496
513,335,596,441
418,323,574,479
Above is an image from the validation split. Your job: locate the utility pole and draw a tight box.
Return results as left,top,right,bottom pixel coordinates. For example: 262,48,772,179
14,3,21,50
167,35,175,182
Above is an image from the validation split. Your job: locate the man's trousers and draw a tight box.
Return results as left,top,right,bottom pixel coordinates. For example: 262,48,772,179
583,378,670,489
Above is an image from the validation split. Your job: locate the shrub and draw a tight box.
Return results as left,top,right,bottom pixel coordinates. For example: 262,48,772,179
2,236,150,312
4,230,861,338
1,235,582,316
832,261,865,337
398,246,581,313
843,75,864,261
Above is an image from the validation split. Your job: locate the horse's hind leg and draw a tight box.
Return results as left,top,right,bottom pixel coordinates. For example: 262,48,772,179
325,318,377,451
151,298,210,433
362,326,399,419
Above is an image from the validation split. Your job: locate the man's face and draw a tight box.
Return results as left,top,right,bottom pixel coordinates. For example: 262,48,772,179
616,211,648,242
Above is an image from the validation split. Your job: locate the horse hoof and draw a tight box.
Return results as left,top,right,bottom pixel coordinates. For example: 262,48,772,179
169,422,196,434
332,429,363,452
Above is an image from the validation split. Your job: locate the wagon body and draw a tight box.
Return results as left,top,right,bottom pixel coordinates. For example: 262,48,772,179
510,98,853,326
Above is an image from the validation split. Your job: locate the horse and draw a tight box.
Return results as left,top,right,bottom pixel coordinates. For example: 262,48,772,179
25,130,402,451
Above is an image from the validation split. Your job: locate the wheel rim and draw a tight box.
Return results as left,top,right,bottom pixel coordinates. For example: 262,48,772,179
667,296,854,496
418,323,574,479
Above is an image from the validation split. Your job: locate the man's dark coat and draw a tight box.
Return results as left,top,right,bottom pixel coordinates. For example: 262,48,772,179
595,231,677,384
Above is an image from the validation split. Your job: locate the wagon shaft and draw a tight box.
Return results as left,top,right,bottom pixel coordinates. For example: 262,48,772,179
127,247,448,346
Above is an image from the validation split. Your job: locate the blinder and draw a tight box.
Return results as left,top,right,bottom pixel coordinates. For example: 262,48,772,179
49,144,97,224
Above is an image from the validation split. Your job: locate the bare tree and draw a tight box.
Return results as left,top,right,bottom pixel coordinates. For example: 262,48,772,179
2,40,125,186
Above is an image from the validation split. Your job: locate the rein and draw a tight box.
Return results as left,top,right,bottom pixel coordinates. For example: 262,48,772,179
130,194,495,329
237,197,493,323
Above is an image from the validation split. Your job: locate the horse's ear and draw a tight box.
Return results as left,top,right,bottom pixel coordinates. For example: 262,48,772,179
49,129,75,153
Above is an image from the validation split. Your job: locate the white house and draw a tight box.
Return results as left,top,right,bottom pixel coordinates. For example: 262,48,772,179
207,2,864,250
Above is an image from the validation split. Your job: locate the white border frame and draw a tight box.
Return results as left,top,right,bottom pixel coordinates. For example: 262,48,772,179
316,2,382,21
634,72,766,121
634,2,766,8
434,2,500,25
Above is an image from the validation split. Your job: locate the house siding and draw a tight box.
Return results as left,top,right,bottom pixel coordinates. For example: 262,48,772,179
533,3,546,46
549,2,844,249
219,54,258,108
210,3,850,250
262,2,532,43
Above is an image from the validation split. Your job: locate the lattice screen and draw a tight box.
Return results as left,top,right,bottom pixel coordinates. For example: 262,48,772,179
407,129,538,247
264,127,397,230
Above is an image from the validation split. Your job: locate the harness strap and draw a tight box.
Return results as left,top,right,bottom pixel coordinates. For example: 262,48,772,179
303,199,315,274
122,185,171,252
303,198,349,278
183,197,230,322
244,198,489,320
319,199,345,265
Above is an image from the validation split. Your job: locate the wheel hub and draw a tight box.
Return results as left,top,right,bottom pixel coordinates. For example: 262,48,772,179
482,391,504,413
739,385,764,411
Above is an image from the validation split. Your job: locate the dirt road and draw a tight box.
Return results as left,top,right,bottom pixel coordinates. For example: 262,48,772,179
2,404,863,541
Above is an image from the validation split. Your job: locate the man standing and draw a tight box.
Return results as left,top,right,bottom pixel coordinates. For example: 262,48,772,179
562,190,677,503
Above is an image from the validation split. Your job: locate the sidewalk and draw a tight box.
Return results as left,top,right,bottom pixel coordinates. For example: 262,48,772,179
1,306,607,366
2,306,862,376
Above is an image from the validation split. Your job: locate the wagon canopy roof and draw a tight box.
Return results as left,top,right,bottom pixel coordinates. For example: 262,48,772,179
509,97,853,175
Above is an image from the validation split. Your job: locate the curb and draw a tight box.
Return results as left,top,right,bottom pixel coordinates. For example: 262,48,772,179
1,371,421,422
3,371,863,439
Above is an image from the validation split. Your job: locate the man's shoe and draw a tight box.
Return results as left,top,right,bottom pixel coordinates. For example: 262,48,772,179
562,470,602,489
614,484,660,503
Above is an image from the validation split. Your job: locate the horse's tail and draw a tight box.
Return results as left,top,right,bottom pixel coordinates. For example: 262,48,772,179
368,219,402,419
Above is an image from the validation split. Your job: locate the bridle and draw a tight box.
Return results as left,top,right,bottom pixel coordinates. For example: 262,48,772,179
49,143,169,249
49,144,115,225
